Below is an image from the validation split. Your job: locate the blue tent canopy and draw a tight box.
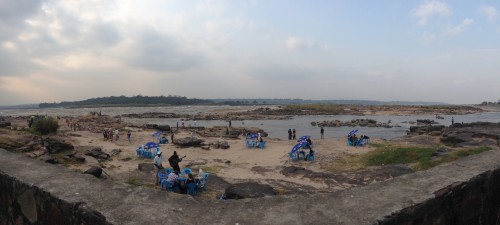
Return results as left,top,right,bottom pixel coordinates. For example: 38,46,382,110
347,129,358,137
290,141,308,154
144,141,160,149
152,131,163,138
246,133,258,139
298,135,311,142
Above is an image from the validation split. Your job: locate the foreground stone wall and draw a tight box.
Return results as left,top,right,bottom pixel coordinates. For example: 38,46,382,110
1,148,500,225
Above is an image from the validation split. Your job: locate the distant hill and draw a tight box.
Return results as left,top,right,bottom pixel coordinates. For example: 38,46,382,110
0,104,39,110
39,95,213,108
210,98,448,106
2,96,449,109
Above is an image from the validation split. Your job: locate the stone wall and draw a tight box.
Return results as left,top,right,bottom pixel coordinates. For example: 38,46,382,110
1,148,500,225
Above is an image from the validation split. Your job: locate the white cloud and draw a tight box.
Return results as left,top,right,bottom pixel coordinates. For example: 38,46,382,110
284,36,326,51
446,18,474,35
480,5,498,22
412,0,452,25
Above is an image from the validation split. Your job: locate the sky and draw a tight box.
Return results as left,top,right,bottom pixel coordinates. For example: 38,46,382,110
0,0,499,105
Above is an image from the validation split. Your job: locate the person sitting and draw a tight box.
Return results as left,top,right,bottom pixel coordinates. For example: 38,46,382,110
186,173,197,184
166,170,180,190
306,148,314,161
306,137,312,147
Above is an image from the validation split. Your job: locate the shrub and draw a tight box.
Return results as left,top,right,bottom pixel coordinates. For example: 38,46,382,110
33,117,59,135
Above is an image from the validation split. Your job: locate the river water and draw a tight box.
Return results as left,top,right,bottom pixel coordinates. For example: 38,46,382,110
1,106,499,140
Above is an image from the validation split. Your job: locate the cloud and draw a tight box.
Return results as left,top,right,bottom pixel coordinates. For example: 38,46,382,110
480,5,498,22
412,0,452,25
122,28,204,72
446,18,474,35
284,36,326,51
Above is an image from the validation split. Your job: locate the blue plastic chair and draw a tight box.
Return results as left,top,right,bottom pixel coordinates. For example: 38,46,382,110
306,151,315,161
157,172,167,188
165,168,173,174
186,183,198,195
162,180,178,192
136,146,144,158
289,152,298,161
181,168,192,175
258,141,266,149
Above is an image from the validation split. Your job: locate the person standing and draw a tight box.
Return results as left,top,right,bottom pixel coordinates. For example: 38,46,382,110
292,129,296,140
320,127,324,139
114,129,119,141
288,129,292,140
168,151,182,172
153,151,164,185
451,117,454,125
229,120,232,127
171,132,175,143
127,130,131,143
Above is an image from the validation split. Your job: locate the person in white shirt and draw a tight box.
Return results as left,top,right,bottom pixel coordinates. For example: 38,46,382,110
154,151,164,185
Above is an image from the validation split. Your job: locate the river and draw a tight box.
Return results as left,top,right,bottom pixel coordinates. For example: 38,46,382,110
1,106,499,140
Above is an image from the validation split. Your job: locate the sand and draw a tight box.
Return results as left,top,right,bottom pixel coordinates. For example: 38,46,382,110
63,123,376,192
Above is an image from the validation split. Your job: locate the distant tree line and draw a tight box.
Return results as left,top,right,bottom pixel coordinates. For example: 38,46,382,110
479,100,500,106
39,95,213,108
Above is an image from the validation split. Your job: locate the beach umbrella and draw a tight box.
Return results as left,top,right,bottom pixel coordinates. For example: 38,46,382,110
152,131,163,138
347,129,358,137
246,133,258,139
290,141,308,154
298,135,311,142
144,141,160,149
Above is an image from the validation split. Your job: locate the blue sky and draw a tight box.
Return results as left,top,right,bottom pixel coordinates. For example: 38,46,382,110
0,0,499,105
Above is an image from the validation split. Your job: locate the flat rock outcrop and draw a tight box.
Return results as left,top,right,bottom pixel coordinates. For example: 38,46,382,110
173,137,204,148
313,118,395,128
42,138,74,154
224,182,277,199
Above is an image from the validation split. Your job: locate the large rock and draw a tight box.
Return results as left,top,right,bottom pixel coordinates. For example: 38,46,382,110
409,125,445,135
173,137,204,148
440,122,500,147
84,166,102,178
144,124,171,131
85,147,110,161
0,121,11,127
138,163,155,173
224,182,276,199
42,138,74,154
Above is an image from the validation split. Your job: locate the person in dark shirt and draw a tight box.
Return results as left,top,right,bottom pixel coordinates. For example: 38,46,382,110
168,151,182,172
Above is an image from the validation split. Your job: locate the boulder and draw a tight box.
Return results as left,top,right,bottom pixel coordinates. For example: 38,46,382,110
42,138,74,154
138,163,155,173
85,147,110,161
84,166,103,178
173,137,204,148
0,121,11,127
219,141,230,149
73,154,86,163
40,155,58,164
224,182,277,200
409,125,445,135
144,124,171,131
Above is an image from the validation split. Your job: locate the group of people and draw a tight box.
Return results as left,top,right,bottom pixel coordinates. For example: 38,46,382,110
348,134,370,146
154,150,201,193
154,150,184,184
299,138,314,161
102,128,132,143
